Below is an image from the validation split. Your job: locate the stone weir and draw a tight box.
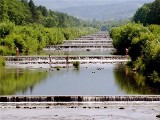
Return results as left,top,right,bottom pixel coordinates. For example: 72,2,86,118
1,96,160,102
4,55,130,66
5,55,128,61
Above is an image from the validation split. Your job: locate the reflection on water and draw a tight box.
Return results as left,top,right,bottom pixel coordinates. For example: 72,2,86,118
16,64,125,95
0,64,160,95
114,64,160,95
0,68,47,95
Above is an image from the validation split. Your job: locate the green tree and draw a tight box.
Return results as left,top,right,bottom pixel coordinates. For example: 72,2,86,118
0,22,14,38
28,0,37,22
133,3,151,25
0,0,8,21
133,0,160,25
7,0,31,25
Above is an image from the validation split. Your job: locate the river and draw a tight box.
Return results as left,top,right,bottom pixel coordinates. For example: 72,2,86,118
1,63,160,95
1,32,160,95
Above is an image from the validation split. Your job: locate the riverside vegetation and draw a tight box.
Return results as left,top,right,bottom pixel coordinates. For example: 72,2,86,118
0,0,98,56
110,0,160,79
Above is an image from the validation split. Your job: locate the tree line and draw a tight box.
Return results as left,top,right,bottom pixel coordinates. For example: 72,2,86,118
110,0,160,78
0,22,97,55
133,0,160,25
0,0,98,66
0,0,87,27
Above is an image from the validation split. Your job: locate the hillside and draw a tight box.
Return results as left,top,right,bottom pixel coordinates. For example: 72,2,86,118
54,0,153,21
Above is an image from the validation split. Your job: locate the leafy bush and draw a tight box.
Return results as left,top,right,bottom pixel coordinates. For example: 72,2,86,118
110,23,160,76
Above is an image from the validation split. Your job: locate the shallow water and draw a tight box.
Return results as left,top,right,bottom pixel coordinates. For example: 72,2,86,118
1,64,160,95
39,49,115,55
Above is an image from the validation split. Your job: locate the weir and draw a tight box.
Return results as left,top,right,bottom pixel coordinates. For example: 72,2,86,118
5,55,129,62
45,31,113,51
5,55,129,65
46,44,114,49
1,96,160,102
63,41,112,44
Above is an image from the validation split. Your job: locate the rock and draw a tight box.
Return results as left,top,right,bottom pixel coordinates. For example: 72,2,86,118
24,107,29,109
119,107,125,109
156,115,160,118
16,105,21,109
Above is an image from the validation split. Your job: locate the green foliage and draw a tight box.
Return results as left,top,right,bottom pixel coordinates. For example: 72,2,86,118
0,0,98,55
0,0,95,27
0,0,8,21
111,0,160,83
8,0,31,25
0,57,5,67
110,23,160,76
0,21,97,55
151,71,160,82
110,23,149,56
133,0,160,25
73,61,80,68
54,66,61,71
133,3,151,25
0,22,14,38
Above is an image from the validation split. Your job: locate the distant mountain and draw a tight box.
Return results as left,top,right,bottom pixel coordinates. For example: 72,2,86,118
34,0,132,9
51,0,154,21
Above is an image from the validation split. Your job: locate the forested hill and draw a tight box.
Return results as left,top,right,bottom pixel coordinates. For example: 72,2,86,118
0,0,97,56
55,0,153,21
0,0,84,27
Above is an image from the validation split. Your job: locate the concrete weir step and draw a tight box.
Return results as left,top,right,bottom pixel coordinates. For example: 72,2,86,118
1,96,160,102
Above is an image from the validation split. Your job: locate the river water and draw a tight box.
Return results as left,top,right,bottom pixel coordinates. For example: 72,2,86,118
1,63,160,95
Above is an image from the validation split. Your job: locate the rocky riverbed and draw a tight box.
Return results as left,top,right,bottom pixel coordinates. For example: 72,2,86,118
1,102,160,120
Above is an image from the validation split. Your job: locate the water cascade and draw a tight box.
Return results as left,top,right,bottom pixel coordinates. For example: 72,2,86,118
1,96,160,102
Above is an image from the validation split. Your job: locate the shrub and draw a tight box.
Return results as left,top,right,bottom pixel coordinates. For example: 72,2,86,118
54,66,61,71
73,61,80,68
